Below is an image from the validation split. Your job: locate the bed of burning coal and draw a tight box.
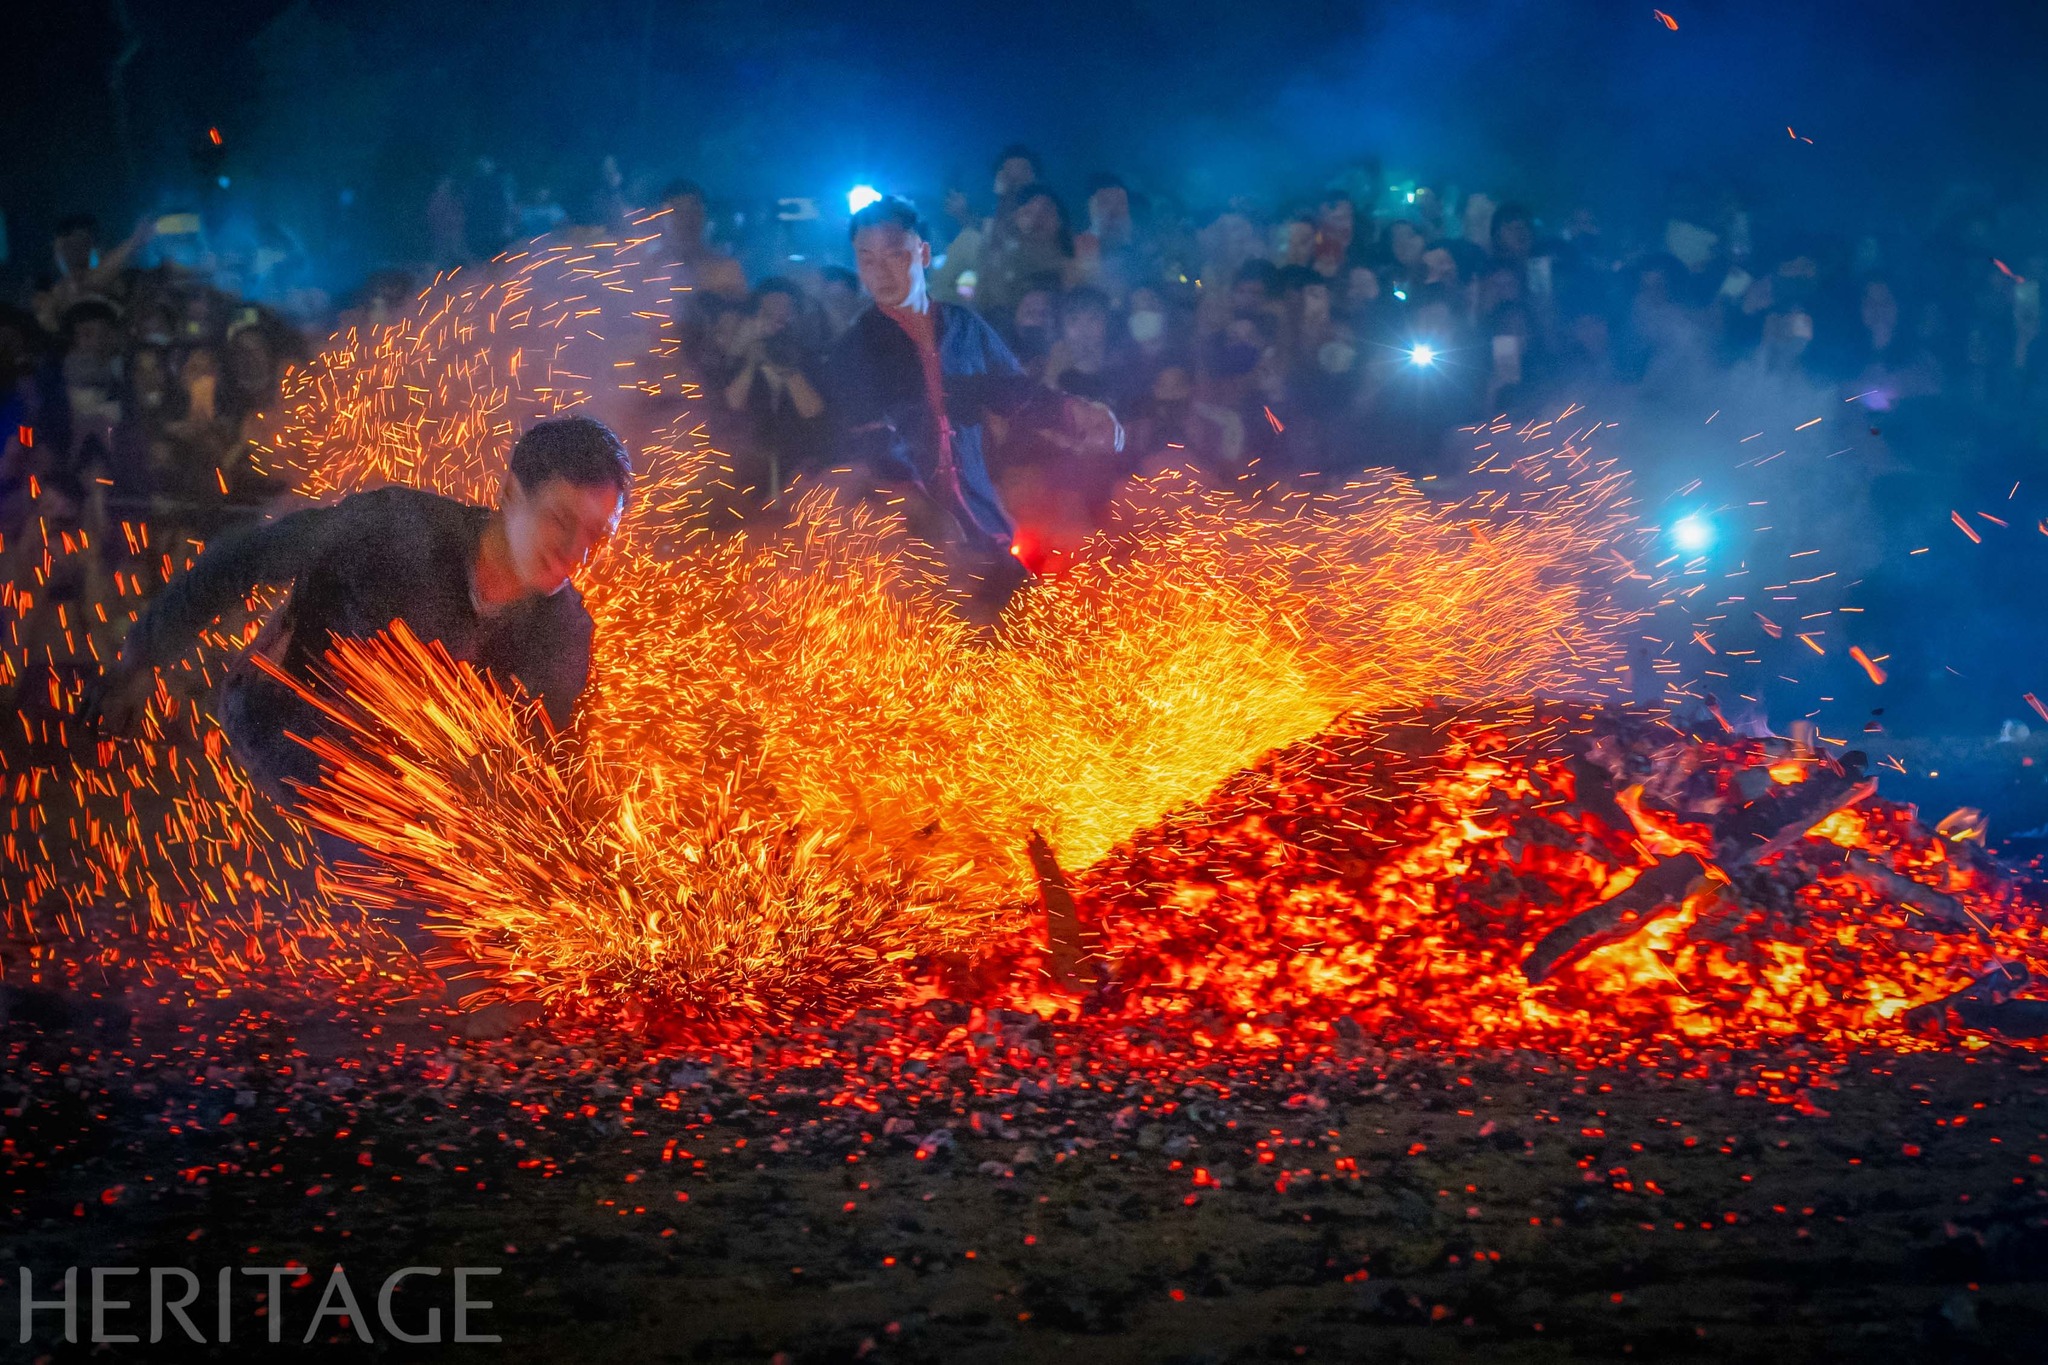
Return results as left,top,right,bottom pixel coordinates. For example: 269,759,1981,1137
8,703,2048,1363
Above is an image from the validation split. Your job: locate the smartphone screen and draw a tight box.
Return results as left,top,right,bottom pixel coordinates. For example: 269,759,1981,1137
155,213,201,236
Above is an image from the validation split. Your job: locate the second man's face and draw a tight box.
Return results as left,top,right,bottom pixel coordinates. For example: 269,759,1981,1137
852,225,929,309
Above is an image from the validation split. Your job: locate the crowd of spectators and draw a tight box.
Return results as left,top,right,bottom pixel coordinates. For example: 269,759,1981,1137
11,141,2047,583
2,211,309,569
655,146,2048,569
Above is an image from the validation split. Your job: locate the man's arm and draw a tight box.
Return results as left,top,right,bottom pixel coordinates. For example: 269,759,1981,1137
91,502,340,734
502,601,593,735
947,312,1125,454
943,311,1051,422
119,505,340,673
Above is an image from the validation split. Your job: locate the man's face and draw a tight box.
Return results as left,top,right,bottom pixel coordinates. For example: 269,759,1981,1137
1301,283,1332,326
1062,306,1107,357
502,476,626,596
1496,218,1534,260
1013,195,1060,241
996,157,1037,196
1319,200,1354,238
756,291,796,335
1089,186,1130,236
1014,290,1054,331
852,224,929,308
1390,223,1424,267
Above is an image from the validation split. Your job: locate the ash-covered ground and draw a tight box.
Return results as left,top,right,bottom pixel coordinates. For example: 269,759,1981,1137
4,980,2046,1364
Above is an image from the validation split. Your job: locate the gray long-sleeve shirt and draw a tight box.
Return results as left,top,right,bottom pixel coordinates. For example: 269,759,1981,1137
125,485,593,805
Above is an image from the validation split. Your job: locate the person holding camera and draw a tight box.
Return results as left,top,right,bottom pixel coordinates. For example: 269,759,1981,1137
722,279,828,502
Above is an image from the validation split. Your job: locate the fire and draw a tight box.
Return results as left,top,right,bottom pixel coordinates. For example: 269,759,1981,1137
276,439,1630,1020
6,234,2043,1061
976,707,2048,1061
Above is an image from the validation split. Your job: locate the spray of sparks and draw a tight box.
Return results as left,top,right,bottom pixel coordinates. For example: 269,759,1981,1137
4,222,2044,1053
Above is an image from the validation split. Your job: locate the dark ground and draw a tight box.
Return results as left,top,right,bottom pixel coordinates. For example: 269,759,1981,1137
3,979,2046,1365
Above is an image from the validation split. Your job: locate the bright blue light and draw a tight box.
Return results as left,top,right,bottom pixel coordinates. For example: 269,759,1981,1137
1671,514,1714,553
1407,343,1436,367
847,184,883,214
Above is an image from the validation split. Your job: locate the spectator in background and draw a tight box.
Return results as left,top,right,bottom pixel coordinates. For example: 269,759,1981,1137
1282,272,1361,467
659,179,749,375
723,278,828,500
1312,194,1362,280
34,214,154,333
1128,360,1244,481
1072,174,1158,307
1122,285,1176,378
977,184,1075,318
1002,277,1063,381
1043,287,1122,405
932,143,1045,307
1835,278,1942,412
657,179,747,302
813,266,864,341
1003,286,1139,572
1274,214,1317,270
54,298,128,499
1382,219,1430,297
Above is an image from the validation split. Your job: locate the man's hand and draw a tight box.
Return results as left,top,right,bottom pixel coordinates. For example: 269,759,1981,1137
943,189,973,231
1065,397,1125,455
86,658,156,737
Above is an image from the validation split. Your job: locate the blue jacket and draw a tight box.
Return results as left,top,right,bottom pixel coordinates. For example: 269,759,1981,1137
824,301,1055,547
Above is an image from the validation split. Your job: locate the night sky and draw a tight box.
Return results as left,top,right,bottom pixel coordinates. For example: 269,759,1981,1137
10,0,2048,276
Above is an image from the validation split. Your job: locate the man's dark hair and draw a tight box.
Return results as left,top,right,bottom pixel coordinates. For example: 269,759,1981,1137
1275,264,1322,294
1234,259,1281,295
849,196,925,242
508,415,633,494
754,276,804,302
658,179,706,205
819,265,860,290
1060,286,1111,321
55,213,99,238
1493,202,1534,231
995,143,1041,175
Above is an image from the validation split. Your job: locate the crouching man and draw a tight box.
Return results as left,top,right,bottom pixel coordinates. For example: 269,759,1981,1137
92,415,632,1033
